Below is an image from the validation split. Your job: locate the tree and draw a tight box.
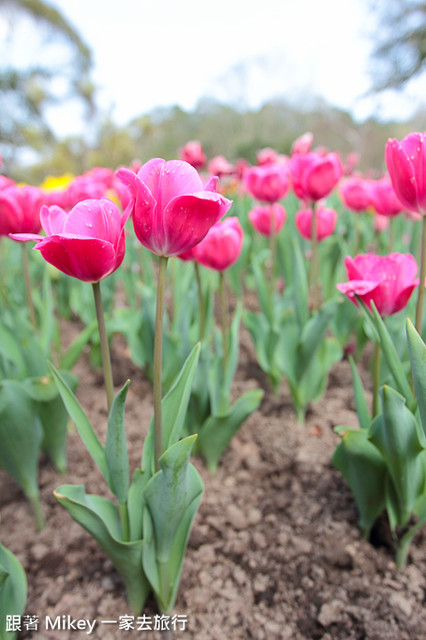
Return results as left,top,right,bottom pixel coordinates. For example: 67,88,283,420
0,0,95,173
369,0,426,91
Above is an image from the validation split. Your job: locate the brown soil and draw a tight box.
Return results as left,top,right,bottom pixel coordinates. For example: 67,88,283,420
1,322,425,640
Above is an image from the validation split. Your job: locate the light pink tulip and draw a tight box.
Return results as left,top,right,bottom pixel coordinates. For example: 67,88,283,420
248,203,286,237
192,217,243,271
291,132,314,156
336,253,419,315
116,158,232,257
295,206,337,242
10,198,129,283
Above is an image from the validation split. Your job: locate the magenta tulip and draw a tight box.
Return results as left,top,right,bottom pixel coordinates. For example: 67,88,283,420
291,131,313,156
336,253,419,316
369,176,404,217
248,203,286,237
179,140,206,169
116,158,232,257
340,177,372,212
291,152,343,202
244,163,290,203
10,198,129,283
385,132,426,215
192,217,243,271
0,185,43,236
295,206,337,242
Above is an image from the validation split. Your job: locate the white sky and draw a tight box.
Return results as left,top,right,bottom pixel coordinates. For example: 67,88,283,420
2,0,426,136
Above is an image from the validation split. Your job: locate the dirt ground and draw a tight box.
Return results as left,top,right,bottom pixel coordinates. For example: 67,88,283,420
1,321,425,640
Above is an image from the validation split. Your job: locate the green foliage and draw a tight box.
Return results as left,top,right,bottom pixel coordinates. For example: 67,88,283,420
0,539,27,640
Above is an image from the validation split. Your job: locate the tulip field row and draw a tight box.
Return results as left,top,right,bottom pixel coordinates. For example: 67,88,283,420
0,132,425,637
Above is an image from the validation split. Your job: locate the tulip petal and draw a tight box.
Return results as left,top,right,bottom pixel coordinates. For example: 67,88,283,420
162,191,232,256
36,236,117,283
63,199,122,244
40,205,67,235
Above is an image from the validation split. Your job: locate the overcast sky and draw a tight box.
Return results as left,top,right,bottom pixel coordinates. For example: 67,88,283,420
2,0,426,136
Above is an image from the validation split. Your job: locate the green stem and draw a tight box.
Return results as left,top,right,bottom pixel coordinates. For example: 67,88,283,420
372,341,381,418
396,519,425,570
194,262,206,341
92,282,114,412
119,503,130,542
153,256,168,471
219,271,228,373
309,202,320,311
22,243,36,328
269,216,277,321
415,215,426,334
28,492,46,531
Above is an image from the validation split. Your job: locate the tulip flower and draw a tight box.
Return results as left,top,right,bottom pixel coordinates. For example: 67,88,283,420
340,177,372,212
0,185,43,236
369,177,403,217
179,140,206,169
295,206,337,242
386,132,426,331
336,253,419,316
207,155,235,178
244,162,290,203
290,151,343,203
291,131,313,156
256,147,280,165
248,203,286,237
385,132,426,216
193,216,243,272
10,198,129,283
116,158,232,257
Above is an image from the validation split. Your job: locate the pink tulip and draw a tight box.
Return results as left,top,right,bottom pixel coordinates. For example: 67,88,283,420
340,177,372,212
116,158,232,257
10,198,129,283
336,253,419,316
207,155,235,178
369,176,404,217
291,132,314,156
248,203,286,237
385,132,426,215
0,185,43,236
291,152,343,202
374,214,390,233
179,140,206,169
192,217,243,271
256,147,280,165
244,162,290,203
295,206,337,242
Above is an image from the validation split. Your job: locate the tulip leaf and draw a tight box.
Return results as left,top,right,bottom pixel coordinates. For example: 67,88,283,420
142,435,203,613
54,484,150,614
198,389,264,472
406,318,426,435
60,319,98,371
252,252,273,322
142,343,200,475
295,298,339,379
0,380,42,505
0,542,27,640
369,303,416,411
332,427,387,538
48,363,108,481
349,356,371,430
105,381,130,505
369,385,425,525
292,238,309,327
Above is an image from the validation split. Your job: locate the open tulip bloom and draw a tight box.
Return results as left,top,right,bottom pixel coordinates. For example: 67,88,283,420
336,253,419,316
116,158,232,257
10,198,130,283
